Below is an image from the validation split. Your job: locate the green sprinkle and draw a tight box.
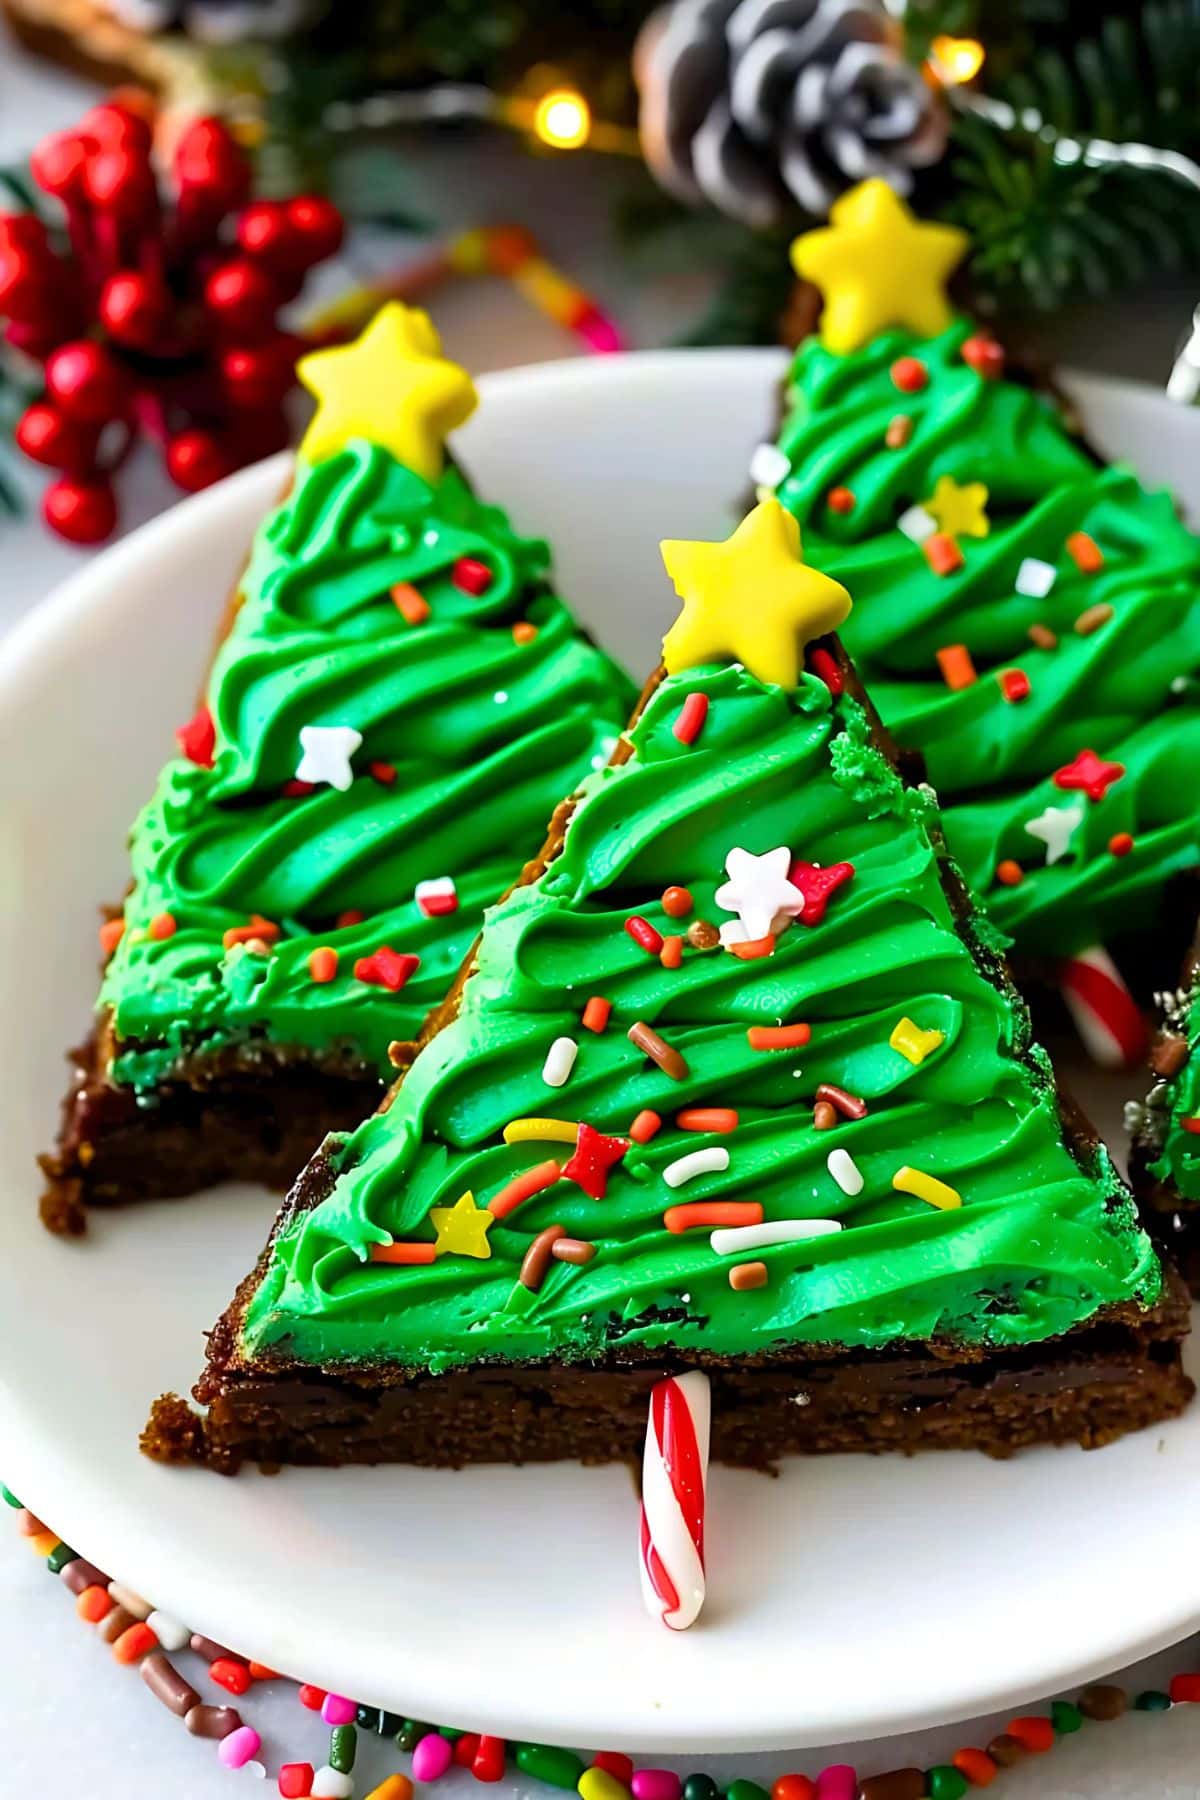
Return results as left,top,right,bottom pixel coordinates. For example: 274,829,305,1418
926,1767,968,1800
1135,1690,1172,1711
46,1542,76,1575
726,1782,770,1800
683,1779,720,1800
516,1745,587,1789
1051,1700,1083,1733
439,1727,466,1742
396,1720,430,1752
0,1484,21,1509
329,1724,357,1773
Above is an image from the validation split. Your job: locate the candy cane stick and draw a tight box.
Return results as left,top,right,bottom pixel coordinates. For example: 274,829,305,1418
638,1370,710,1631
1059,943,1148,1070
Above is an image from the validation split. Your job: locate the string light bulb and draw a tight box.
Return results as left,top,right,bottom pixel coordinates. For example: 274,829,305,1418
533,88,592,150
929,35,985,85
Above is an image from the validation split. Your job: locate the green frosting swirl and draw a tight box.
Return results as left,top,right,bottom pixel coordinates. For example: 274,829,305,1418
774,318,1200,958
101,441,633,1089
242,664,1158,1371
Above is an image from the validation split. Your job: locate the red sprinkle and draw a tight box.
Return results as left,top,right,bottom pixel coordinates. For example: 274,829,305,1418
625,915,665,955
370,760,397,785
1005,1717,1054,1754
453,556,493,595
808,646,844,694
676,1107,739,1133
581,995,612,1033
281,778,316,797
999,668,1030,703
787,858,855,926
1172,1673,1200,1702
660,934,684,969
664,1201,763,1234
747,1022,811,1050
996,859,1024,887
891,356,928,393
369,1242,437,1266
594,1756,634,1786
279,1768,316,1800
662,886,694,918
924,532,964,576
99,917,125,956
473,1735,507,1782
298,1685,326,1711
354,947,420,991
488,1159,562,1220
176,704,215,768
1066,530,1104,572
629,1109,662,1144
827,485,855,514
952,1749,997,1787
308,946,338,983
1109,832,1134,857
337,909,365,928
223,914,280,950
772,1778,817,1800
672,691,710,746
1053,748,1125,802
148,912,177,941
961,334,1005,379
1181,1118,1200,1136
455,1735,482,1768
563,1122,630,1199
208,1658,252,1696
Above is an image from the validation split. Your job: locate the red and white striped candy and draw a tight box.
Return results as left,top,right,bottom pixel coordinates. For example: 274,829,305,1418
638,1370,710,1631
415,876,458,918
1059,943,1148,1070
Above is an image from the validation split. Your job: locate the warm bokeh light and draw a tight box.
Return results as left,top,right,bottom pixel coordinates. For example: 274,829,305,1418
533,88,592,150
929,34,986,84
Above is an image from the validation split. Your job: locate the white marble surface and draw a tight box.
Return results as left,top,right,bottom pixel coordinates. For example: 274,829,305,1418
4,24,1200,1799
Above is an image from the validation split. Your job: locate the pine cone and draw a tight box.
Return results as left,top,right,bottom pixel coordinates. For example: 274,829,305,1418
636,0,947,229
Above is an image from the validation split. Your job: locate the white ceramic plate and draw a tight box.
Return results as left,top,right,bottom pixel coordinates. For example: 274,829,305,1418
1,350,1199,1755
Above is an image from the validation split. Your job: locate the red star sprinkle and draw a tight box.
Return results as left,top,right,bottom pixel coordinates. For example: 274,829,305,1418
564,1122,630,1199
1052,748,1125,803
354,947,421,991
786,859,855,926
176,705,215,768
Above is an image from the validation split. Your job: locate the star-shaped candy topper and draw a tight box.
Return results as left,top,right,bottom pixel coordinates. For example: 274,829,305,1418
716,846,805,942
431,1190,494,1260
1025,802,1084,866
660,499,851,692
790,179,969,356
923,475,990,541
297,303,478,482
295,723,362,792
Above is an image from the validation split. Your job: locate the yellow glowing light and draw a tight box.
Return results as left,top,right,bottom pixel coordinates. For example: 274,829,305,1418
533,88,592,150
929,35,985,85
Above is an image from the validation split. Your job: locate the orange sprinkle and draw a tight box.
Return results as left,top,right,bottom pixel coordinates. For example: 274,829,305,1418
581,995,612,1033
664,1200,763,1234
337,908,365,928
936,643,976,689
1109,831,1134,857
308,946,338,983
952,1749,998,1787
148,912,176,941
660,934,683,969
77,1585,113,1624
28,1529,58,1557
924,532,964,576
488,1159,562,1220
729,1261,768,1292
1005,1717,1053,1754
113,1621,158,1664
512,621,538,644
629,1109,662,1144
728,933,776,960
661,885,694,919
827,485,855,514
676,1107,739,1133
16,1510,45,1536
99,917,124,956
223,913,280,950
995,859,1024,887
747,1023,811,1050
391,582,430,624
369,1241,437,1265
1066,530,1104,572
247,1662,280,1681
370,760,397,785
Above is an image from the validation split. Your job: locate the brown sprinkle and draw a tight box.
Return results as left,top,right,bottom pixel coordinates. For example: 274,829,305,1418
189,1633,236,1663
97,1605,136,1646
1079,1683,1128,1721
627,1019,689,1081
519,1225,567,1291
386,1039,409,1069
550,1236,596,1265
141,1651,201,1718
59,1557,108,1595
1074,601,1114,636
986,1735,1026,1768
815,1082,868,1120
1150,1034,1190,1079
185,1704,243,1740
1028,622,1058,650
729,1260,768,1291
859,1771,925,1800
686,919,720,951
812,1100,838,1131
885,414,913,449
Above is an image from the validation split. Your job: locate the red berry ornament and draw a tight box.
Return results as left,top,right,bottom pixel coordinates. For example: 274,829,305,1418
204,258,278,338
42,476,117,544
78,102,153,155
0,212,49,254
285,195,344,266
99,271,169,349
15,401,98,473
173,116,250,212
221,342,293,410
84,146,157,224
45,340,127,423
0,248,51,324
167,428,233,492
30,131,89,201
236,200,299,268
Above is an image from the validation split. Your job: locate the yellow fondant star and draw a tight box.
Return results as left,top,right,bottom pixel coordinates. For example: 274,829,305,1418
297,302,478,480
923,475,990,540
790,179,969,355
430,1190,494,1260
660,498,851,691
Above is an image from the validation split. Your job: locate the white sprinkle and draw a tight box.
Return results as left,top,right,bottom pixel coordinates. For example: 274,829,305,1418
246,1764,267,1782
106,1582,151,1620
494,690,509,704
826,1148,864,1196
312,1771,354,1800
749,442,790,489
898,503,937,543
146,1609,189,1652
709,1218,842,1255
719,918,749,947
1016,556,1057,597
664,1146,730,1189
542,1036,578,1088
791,1391,812,1406
422,527,440,546
295,722,362,792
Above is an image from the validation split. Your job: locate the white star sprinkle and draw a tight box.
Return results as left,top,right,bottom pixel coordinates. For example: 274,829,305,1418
1015,556,1057,598
1024,802,1084,865
295,723,363,792
715,845,803,941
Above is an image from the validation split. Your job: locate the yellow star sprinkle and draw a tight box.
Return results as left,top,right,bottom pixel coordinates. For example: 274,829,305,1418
923,475,990,540
297,302,478,480
893,1166,961,1211
660,499,851,691
430,1190,495,1260
889,1017,946,1065
790,179,969,355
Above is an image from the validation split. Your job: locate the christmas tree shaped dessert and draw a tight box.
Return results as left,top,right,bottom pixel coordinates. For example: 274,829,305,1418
767,179,1200,1066
41,304,632,1232
149,498,1188,1504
